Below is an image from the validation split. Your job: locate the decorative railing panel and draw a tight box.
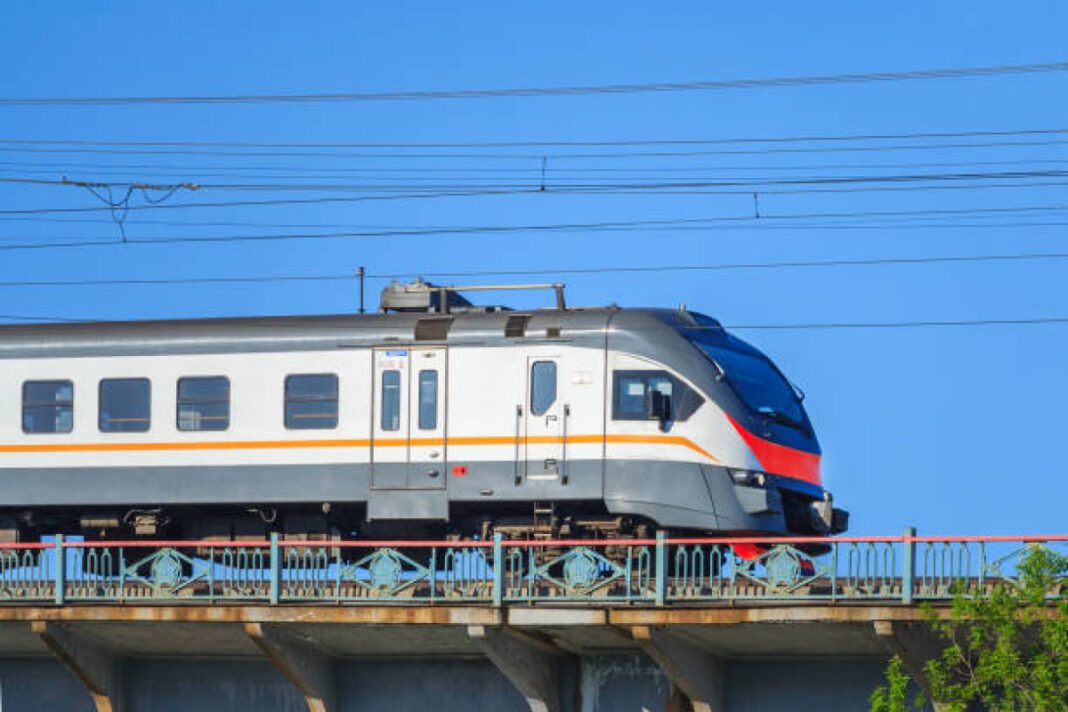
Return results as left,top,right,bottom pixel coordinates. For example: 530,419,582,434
0,533,1062,606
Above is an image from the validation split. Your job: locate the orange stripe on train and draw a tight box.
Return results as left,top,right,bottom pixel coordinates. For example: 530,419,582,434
0,434,719,462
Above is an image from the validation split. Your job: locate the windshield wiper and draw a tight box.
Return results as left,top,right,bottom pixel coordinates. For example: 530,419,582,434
756,407,806,431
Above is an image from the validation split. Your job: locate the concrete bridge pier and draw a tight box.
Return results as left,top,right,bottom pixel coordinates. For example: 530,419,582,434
245,623,337,712
31,621,125,712
874,620,950,712
631,626,724,712
468,625,574,712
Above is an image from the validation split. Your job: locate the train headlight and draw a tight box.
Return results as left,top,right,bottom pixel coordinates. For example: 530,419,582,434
728,469,767,487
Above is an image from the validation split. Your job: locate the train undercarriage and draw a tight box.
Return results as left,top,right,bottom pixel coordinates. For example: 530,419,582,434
0,501,667,545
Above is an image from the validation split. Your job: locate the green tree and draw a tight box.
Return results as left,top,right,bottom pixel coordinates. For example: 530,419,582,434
870,546,1067,712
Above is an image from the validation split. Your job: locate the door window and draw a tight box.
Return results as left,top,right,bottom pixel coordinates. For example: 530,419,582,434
530,361,557,416
381,370,401,431
417,370,438,430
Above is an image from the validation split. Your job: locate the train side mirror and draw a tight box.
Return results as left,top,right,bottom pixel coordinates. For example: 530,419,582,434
647,390,671,431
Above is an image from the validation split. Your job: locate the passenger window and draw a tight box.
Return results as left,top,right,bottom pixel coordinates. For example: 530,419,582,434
417,370,438,430
530,361,557,416
381,370,401,431
99,378,150,433
177,376,230,431
285,374,339,430
613,370,703,422
22,380,74,434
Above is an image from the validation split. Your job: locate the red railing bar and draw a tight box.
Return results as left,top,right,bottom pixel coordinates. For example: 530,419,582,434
278,539,493,549
1,534,1064,550
910,535,1068,543
60,539,272,548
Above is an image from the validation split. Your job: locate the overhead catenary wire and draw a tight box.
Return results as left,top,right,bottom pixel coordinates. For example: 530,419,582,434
4,312,1068,331
1,201,1067,229
1,203,1068,251
0,187,543,216
5,167,1068,193
3,137,1068,160
3,125,1068,149
0,250,1067,289
4,176,1068,217
1,60,1067,105
6,156,1068,181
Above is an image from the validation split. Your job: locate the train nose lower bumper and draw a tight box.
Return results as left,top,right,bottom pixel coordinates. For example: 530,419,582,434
810,497,849,535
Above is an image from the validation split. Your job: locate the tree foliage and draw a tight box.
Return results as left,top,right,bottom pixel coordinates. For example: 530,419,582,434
870,546,1067,712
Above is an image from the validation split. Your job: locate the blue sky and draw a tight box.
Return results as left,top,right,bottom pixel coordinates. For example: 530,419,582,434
1,2,1066,535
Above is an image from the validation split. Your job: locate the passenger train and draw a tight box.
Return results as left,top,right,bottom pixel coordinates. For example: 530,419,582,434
0,280,847,542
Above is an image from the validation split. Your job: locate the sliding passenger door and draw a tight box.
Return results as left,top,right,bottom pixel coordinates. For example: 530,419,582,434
371,347,447,490
523,355,565,480
407,347,446,489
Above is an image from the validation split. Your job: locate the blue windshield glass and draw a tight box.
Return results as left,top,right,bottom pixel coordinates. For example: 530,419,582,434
694,343,805,424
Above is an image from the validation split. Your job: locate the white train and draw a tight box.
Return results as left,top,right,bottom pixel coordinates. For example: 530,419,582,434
0,281,847,542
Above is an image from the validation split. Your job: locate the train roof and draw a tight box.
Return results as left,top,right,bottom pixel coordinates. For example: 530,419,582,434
0,306,721,359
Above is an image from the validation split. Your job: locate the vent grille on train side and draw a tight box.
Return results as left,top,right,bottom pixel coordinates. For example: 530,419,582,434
415,317,453,341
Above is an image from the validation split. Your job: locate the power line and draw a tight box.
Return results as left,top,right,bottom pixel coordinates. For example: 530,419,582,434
366,252,1068,280
1,219,1067,253
1,60,1066,106
4,177,1068,217
7,156,1068,180
5,168,1067,193
727,317,1068,331
3,313,1068,331
1,204,1067,251
3,126,1067,149
1,201,1067,229
0,250,1066,289
0,187,540,216
2,137,1068,160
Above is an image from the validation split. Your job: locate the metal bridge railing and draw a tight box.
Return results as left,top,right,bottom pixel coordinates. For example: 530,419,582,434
0,532,1063,606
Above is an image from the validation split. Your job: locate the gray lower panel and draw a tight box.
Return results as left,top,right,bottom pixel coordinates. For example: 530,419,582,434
0,460,605,508
603,461,790,533
0,464,366,507
0,460,794,533
367,489,448,521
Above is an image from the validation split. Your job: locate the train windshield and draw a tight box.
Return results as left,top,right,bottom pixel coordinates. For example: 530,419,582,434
693,342,806,427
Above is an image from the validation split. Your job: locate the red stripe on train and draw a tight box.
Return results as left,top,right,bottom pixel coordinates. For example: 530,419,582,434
725,413,821,486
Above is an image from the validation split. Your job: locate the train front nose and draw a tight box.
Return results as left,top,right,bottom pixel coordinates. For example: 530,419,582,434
724,414,849,535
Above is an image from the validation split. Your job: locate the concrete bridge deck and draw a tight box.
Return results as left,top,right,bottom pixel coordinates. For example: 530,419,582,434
0,533,1061,710
0,602,948,712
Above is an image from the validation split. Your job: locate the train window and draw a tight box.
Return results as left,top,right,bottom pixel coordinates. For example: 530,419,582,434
22,380,74,434
612,370,703,422
417,370,438,430
99,378,151,433
381,370,401,431
177,376,230,431
530,361,557,416
285,374,339,430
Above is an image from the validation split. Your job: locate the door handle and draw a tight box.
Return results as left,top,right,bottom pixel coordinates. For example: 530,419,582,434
429,451,441,459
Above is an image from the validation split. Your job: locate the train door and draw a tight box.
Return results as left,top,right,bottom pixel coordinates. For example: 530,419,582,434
524,355,566,480
408,347,446,489
371,347,447,490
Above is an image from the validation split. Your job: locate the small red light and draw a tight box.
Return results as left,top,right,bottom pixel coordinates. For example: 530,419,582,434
452,465,468,477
